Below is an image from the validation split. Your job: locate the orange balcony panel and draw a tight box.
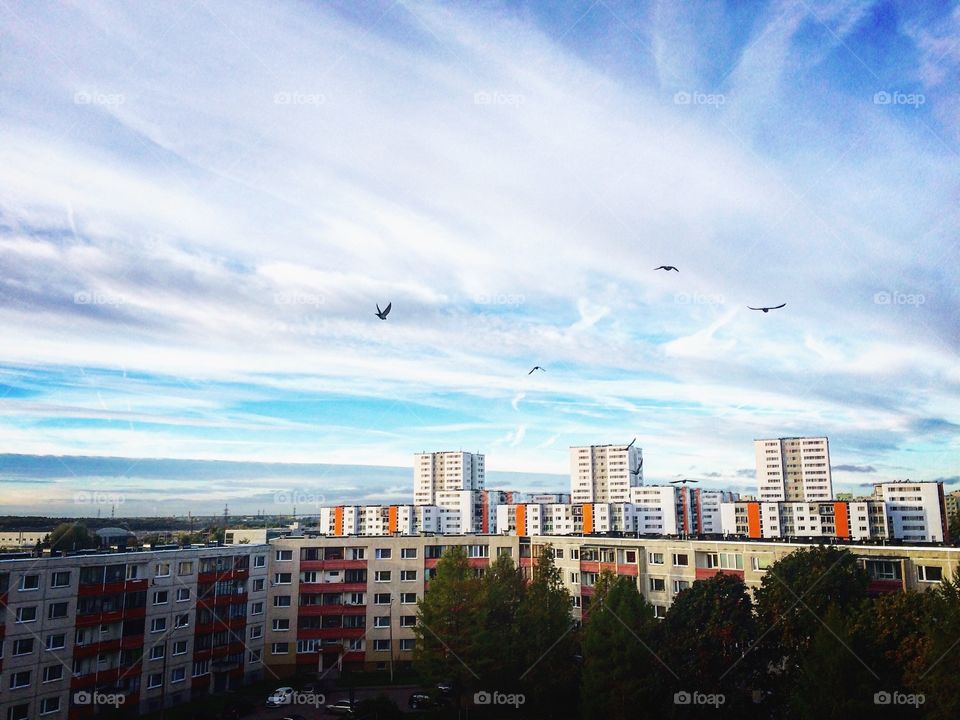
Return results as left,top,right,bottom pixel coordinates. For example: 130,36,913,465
424,558,440,569
695,568,745,581
299,560,326,571
616,564,639,576
323,559,367,571
579,561,599,573
467,558,489,568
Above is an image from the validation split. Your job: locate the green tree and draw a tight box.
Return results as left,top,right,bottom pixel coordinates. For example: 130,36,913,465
914,569,960,720
413,546,484,700
581,571,660,720
48,522,97,551
474,552,526,691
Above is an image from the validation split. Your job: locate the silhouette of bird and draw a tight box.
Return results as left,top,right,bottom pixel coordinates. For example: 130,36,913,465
375,302,392,320
747,303,786,313
528,366,545,375
626,437,636,450
654,265,679,272
670,478,699,486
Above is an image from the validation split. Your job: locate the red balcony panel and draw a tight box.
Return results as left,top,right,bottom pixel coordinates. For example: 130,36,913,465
343,650,364,662
301,581,367,593
120,634,143,650
0,624,6,639
616,564,639,576
299,604,366,616
323,559,367,571
71,664,140,689
297,652,320,664
297,627,365,640
199,593,248,608
194,648,213,661
694,568,744,581
198,568,250,584
467,558,489,568
579,561,599,573
74,638,122,658
78,580,127,596
300,560,326,571
123,606,146,620
75,609,125,627
580,586,594,597
0,591,7,606
192,675,211,690
868,579,903,595
211,642,245,658
125,579,148,592
519,558,532,567
424,558,440,569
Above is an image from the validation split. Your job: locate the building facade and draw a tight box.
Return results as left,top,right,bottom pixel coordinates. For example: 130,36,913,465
755,437,833,502
569,443,643,504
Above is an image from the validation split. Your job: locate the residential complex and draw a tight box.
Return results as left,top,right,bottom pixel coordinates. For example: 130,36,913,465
755,437,833,501
569,443,643,503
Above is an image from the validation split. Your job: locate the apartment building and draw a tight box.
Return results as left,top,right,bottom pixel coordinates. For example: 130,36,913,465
755,437,833,501
570,443,643,504
413,451,484,505
719,500,888,540
874,481,949,543
0,545,268,720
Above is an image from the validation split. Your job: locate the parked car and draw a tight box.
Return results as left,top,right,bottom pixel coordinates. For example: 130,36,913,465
266,687,295,707
408,692,438,709
436,681,454,696
326,698,356,715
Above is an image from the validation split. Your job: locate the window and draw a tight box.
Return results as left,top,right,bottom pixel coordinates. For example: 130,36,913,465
13,639,33,656
252,578,265,592
400,570,417,582
171,667,186,684
9,670,31,689
153,590,169,605
253,555,266,568
150,645,165,660
275,550,293,561
178,561,193,575
401,548,417,559
273,573,292,585
151,618,167,633
147,673,162,689
374,616,390,628
46,633,65,650
918,566,943,582
653,605,667,619
251,601,264,615
400,592,417,604
249,625,263,639
375,571,392,583
19,574,39,591
673,580,691,593
649,577,666,592
48,601,69,619
625,550,637,563
271,642,289,655
156,563,170,577
554,548,564,559
375,548,392,560
672,553,689,566
7,704,29,720
648,552,664,565
374,593,391,605
177,588,190,602
40,697,61,715
50,571,71,588
348,592,365,605
173,640,188,655
751,556,772,571
249,649,262,664
272,619,290,632
374,639,391,651
273,596,291,608
570,549,579,559
175,613,190,628
16,606,37,623
400,638,415,651
42,664,63,683
400,615,416,627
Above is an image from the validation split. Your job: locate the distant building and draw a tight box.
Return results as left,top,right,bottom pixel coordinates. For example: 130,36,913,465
755,437,832,502
873,481,949,543
570,442,643,504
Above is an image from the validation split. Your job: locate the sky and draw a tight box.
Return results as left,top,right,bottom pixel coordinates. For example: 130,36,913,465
0,0,957,516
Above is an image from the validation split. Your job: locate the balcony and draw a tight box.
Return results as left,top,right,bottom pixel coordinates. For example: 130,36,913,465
301,581,367,593
198,568,250,584
298,627,365,640
304,559,367,571
695,568,745,581
198,593,248,608
579,561,599,573
299,604,366,616
71,663,141,689
78,579,147,596
194,616,246,635
73,638,123,658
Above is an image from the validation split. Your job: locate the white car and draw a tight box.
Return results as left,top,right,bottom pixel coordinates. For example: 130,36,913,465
266,687,295,707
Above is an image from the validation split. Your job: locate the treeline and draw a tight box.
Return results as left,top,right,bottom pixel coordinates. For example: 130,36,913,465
414,546,960,719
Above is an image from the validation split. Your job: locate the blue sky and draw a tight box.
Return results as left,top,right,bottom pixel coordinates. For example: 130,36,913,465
0,0,957,515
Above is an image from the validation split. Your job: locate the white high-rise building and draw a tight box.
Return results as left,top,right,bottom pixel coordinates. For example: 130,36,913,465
874,481,948,543
570,442,644,503
413,451,485,505
755,437,832,502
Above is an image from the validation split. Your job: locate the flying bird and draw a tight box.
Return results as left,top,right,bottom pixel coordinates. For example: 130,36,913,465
626,437,636,449
670,478,699,486
375,302,392,320
747,303,786,313
528,366,545,375
654,265,679,272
